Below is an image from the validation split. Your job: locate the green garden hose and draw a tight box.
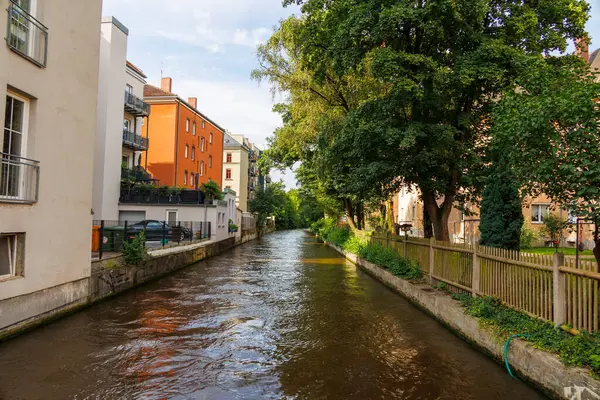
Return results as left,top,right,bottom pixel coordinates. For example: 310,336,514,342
504,334,529,378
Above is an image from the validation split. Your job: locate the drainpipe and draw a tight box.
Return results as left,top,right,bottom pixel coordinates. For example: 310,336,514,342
145,115,150,171
174,101,180,185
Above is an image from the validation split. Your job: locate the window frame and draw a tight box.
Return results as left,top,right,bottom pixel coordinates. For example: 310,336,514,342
201,137,205,152
201,120,205,128
226,168,232,180
208,155,212,168
531,204,551,224
185,118,190,132
226,152,232,163
200,160,204,177
191,146,195,161
192,121,196,136
183,170,188,185
184,144,189,159
209,132,213,144
0,233,23,279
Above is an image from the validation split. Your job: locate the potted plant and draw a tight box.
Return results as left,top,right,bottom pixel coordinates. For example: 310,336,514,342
228,219,239,233
201,179,223,204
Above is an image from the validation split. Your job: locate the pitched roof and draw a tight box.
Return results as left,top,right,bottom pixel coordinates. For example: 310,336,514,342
224,133,244,149
126,61,147,78
590,48,600,75
144,84,175,97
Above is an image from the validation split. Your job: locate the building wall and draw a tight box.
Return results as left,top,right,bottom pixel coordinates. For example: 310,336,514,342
0,0,102,322
142,102,177,184
222,147,249,211
92,18,128,220
143,101,223,188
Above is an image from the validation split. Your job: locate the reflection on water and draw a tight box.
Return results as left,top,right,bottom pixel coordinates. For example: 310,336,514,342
0,231,545,399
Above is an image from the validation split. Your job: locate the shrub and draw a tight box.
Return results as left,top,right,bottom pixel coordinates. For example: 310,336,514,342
520,224,539,249
122,231,148,265
358,243,422,280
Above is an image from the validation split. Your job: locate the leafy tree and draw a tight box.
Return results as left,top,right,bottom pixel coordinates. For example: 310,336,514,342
249,182,288,229
493,56,600,263
259,0,589,240
201,179,223,200
541,214,569,250
479,162,524,250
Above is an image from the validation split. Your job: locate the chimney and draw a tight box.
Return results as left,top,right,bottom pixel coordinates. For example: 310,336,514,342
576,37,590,64
161,77,172,93
188,97,197,109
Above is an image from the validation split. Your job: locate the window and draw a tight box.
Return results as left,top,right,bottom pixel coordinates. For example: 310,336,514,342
146,221,164,229
123,119,131,132
208,155,212,168
7,0,48,67
209,132,213,144
186,118,190,132
192,121,196,136
122,155,129,168
412,204,417,221
226,169,232,180
125,84,133,94
201,137,205,152
200,161,204,177
191,173,196,187
183,170,188,185
191,146,195,160
532,204,550,223
2,93,29,199
185,144,189,159
0,234,22,278
201,120,205,128
226,185,231,189
226,153,232,163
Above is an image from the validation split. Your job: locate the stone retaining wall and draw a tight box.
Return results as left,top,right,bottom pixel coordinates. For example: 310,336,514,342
326,241,600,400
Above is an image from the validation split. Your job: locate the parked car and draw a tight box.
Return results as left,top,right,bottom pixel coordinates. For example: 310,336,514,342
125,220,192,241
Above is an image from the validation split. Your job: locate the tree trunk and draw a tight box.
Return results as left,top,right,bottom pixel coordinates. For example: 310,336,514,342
386,200,395,233
423,204,433,239
344,198,357,230
423,191,452,242
356,202,365,230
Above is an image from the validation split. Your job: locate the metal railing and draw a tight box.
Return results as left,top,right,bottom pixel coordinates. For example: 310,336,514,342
0,152,40,203
124,91,150,117
6,1,48,67
92,220,212,260
122,129,149,150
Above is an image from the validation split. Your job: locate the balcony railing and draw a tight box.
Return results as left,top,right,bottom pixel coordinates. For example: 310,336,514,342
6,1,48,67
0,152,40,204
124,91,150,117
122,129,149,151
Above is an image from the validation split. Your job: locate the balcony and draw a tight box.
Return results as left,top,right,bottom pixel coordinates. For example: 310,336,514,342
122,129,149,151
6,1,48,68
124,91,150,117
0,153,40,204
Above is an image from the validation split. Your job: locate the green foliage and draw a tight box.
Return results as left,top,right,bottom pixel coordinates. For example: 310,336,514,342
541,214,569,249
520,225,540,249
250,182,303,230
312,218,421,280
479,162,524,250
257,0,590,240
455,295,600,375
122,231,148,266
201,179,223,200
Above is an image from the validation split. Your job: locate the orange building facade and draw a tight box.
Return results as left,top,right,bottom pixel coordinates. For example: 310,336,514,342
142,77,224,188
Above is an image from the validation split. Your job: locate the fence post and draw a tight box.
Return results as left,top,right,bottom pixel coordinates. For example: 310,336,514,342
162,221,167,248
99,220,104,260
403,233,407,258
177,221,181,244
472,244,480,298
553,252,566,327
429,237,434,284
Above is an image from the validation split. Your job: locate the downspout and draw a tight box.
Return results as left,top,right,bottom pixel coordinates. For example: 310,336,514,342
145,115,150,171
174,101,180,185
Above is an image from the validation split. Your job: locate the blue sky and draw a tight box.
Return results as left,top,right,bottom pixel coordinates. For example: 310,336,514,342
103,0,600,189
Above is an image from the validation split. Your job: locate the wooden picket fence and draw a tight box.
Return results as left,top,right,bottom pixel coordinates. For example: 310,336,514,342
371,234,600,332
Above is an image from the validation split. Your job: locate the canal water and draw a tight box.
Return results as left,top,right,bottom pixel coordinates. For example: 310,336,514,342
0,231,545,399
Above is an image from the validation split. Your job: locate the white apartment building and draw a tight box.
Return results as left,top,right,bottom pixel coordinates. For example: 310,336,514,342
0,0,102,333
222,133,250,211
93,16,150,221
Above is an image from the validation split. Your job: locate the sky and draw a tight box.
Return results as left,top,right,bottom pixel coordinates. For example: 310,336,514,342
103,0,600,190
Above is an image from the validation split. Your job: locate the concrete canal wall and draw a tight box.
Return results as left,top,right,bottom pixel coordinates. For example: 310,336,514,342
324,241,600,400
0,229,269,342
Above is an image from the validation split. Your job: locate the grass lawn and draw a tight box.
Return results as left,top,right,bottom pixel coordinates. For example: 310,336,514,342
521,247,594,256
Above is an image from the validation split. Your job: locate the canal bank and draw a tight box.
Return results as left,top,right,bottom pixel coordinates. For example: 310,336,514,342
0,231,545,399
319,236,600,400
0,228,274,342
